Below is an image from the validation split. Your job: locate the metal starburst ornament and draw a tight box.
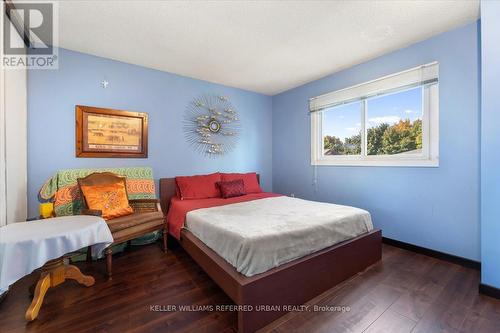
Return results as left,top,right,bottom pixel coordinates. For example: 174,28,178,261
183,95,240,156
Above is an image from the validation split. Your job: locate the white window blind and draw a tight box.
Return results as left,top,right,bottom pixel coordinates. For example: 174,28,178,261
309,62,439,112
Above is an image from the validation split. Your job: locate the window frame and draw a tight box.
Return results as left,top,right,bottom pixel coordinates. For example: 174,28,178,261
311,83,439,167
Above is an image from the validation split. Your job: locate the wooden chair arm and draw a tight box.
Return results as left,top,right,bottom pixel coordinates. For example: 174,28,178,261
129,199,162,214
81,209,102,217
129,199,160,204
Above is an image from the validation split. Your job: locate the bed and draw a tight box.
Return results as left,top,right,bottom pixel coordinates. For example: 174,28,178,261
160,176,381,333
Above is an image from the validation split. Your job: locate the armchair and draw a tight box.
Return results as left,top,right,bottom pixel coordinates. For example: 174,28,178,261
77,172,167,278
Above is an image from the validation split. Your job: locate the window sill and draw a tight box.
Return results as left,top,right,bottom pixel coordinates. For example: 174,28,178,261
311,158,439,167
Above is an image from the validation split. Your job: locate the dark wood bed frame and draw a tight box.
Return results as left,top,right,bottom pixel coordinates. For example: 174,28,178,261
159,177,382,333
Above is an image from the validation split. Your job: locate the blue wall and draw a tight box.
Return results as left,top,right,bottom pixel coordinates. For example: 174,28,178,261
27,48,273,218
481,1,500,288
27,23,487,265
272,22,481,261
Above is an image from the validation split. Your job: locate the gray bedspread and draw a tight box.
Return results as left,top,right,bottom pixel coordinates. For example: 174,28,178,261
185,196,373,277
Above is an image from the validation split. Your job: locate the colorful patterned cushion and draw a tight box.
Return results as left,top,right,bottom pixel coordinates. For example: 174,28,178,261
39,167,156,217
218,179,246,199
80,182,133,220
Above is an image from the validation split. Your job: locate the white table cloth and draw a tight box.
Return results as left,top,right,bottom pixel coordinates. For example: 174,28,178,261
0,216,113,293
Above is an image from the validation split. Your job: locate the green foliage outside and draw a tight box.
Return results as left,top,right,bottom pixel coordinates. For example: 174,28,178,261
324,119,422,155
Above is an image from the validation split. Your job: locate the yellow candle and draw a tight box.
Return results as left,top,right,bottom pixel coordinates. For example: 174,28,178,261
39,203,54,219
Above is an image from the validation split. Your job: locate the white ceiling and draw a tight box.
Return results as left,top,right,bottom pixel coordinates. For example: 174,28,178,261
53,0,479,95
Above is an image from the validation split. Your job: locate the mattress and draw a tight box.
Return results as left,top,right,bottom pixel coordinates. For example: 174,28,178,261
185,196,373,277
167,192,281,240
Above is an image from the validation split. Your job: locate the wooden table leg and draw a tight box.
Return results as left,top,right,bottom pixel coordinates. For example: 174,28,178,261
65,265,95,287
25,273,51,321
25,257,95,322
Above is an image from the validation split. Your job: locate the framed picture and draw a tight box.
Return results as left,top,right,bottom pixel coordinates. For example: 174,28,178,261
75,105,148,158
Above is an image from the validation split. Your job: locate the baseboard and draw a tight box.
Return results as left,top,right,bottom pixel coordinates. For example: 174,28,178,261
479,283,500,300
382,237,481,270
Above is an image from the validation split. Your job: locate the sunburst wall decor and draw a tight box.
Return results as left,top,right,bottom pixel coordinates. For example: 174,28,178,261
183,95,240,156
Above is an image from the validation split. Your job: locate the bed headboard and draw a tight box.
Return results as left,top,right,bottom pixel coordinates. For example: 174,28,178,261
159,178,176,214
159,174,260,214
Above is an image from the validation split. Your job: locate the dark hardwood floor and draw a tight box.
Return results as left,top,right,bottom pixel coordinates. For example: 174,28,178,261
1,242,500,333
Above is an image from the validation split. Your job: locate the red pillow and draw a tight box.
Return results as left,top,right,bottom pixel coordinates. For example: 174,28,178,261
175,173,221,200
218,179,246,199
175,183,181,198
221,172,262,193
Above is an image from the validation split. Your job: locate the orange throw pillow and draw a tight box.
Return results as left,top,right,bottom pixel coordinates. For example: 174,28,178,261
80,182,133,220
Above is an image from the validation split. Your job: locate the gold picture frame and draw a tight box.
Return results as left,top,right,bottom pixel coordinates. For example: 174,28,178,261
75,105,148,158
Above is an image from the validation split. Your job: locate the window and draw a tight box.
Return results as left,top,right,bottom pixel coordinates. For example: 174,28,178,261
310,63,439,167
322,101,362,156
